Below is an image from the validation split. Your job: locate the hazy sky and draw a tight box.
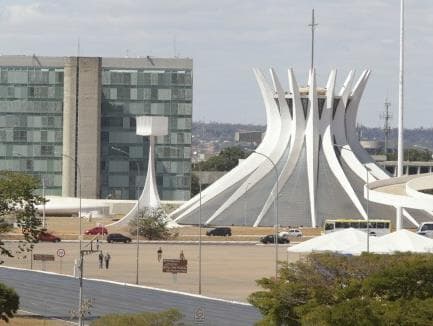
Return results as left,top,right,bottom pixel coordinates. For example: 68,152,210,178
1,0,432,128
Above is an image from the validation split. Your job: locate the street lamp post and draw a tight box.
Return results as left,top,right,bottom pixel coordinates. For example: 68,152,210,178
193,151,203,295
42,176,46,229
61,153,82,325
244,183,250,226
252,151,279,279
334,145,370,253
365,167,370,253
198,163,202,295
62,153,82,252
111,146,141,285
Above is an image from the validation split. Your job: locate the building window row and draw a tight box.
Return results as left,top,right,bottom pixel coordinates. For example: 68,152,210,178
0,69,64,85
102,70,192,87
102,86,191,101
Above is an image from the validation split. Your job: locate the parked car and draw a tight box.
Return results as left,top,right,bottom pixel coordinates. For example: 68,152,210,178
107,233,132,243
279,229,303,238
416,222,433,238
206,227,232,236
260,234,290,244
84,226,108,235
38,231,61,242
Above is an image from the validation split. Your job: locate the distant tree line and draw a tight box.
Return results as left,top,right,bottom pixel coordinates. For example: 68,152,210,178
192,122,433,152
193,147,247,172
387,147,433,161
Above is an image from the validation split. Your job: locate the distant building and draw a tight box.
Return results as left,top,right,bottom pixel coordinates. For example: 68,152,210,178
360,140,384,155
234,131,264,144
360,140,387,162
0,55,192,201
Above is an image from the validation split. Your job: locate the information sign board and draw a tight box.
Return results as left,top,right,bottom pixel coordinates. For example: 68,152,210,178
162,259,187,273
33,254,55,261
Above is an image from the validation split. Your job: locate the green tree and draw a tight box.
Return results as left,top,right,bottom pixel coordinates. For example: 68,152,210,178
0,283,19,322
0,172,43,323
190,173,209,197
129,207,176,240
0,171,43,262
194,146,247,172
249,253,433,326
190,173,200,197
90,308,184,326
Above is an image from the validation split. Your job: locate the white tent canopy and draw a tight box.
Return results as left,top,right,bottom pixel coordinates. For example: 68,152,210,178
371,229,433,254
288,228,433,256
287,228,372,255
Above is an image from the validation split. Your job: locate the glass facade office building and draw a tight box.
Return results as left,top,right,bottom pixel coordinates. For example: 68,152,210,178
0,63,64,195
0,55,193,201
101,68,192,200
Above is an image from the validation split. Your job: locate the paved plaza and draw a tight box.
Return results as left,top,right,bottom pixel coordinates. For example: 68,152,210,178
2,241,289,302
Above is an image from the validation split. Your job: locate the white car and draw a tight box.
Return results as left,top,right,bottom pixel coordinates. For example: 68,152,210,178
279,229,303,238
416,222,433,239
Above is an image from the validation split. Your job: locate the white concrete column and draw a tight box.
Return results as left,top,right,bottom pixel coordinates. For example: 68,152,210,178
396,206,402,230
62,57,78,197
62,57,102,199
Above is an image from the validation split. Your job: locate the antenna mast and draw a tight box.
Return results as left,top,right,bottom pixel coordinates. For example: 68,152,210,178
396,0,405,230
380,99,392,159
308,9,318,70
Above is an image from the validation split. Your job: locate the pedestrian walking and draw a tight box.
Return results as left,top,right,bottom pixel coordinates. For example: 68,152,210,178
180,250,185,261
157,247,163,262
104,252,111,269
98,252,103,269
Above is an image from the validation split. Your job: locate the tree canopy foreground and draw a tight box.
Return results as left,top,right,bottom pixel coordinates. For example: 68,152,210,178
249,252,433,326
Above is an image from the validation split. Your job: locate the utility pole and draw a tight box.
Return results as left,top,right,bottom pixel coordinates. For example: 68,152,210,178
308,9,318,70
380,99,392,159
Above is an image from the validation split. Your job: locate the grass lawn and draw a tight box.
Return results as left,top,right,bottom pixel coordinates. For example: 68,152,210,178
9,315,72,325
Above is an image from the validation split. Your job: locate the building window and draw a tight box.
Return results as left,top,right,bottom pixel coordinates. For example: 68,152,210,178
41,145,54,156
26,159,33,170
158,89,171,100
41,130,48,142
13,130,27,142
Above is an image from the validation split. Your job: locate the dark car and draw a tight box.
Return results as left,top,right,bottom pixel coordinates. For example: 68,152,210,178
38,231,61,243
85,226,108,235
206,227,232,236
260,234,290,244
107,233,132,243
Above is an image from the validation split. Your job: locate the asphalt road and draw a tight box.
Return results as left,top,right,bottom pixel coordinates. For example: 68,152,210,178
0,267,262,325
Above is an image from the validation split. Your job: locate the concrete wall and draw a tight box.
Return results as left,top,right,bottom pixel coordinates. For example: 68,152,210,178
62,57,101,199
62,57,78,197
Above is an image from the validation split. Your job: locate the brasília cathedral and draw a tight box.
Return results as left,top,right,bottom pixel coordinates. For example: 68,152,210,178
170,69,432,227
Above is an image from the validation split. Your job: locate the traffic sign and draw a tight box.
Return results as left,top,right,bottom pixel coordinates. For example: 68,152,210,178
194,307,205,323
162,259,187,273
56,249,65,257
